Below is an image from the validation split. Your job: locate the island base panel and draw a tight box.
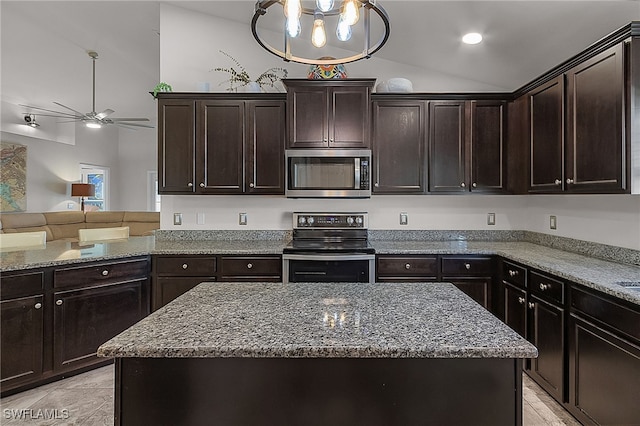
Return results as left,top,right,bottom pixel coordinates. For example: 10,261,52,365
115,357,522,426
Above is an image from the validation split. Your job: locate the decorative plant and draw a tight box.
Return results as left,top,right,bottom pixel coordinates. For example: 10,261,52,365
212,50,288,92
152,82,173,98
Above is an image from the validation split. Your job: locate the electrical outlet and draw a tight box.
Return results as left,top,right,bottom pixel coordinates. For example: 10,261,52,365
550,215,557,230
67,203,74,209
487,213,496,226
399,212,408,225
239,213,248,225
173,213,182,226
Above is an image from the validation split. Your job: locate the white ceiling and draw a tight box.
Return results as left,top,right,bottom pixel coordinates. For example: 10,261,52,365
2,1,639,128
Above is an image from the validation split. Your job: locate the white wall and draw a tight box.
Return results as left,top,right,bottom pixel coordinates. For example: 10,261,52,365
114,129,158,211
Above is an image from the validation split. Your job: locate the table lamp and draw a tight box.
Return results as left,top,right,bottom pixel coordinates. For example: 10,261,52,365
71,183,95,212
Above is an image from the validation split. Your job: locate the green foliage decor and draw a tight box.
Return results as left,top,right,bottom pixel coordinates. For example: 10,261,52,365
212,50,288,92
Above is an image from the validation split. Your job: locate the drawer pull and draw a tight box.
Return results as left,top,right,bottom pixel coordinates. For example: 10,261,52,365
464,263,471,270
539,283,549,291
247,263,253,269
460,182,466,188
518,297,525,304
187,182,193,187
34,302,42,309
508,269,519,277
566,178,574,184
472,182,477,188
101,270,109,276
405,263,411,270
56,299,63,306
528,302,535,309
182,264,188,269
554,179,561,185
200,182,205,188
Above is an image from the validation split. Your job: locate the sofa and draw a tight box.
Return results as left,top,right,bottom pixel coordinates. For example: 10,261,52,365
0,211,160,242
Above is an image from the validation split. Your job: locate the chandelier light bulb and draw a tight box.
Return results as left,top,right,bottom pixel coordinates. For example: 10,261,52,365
311,13,327,48
336,15,352,41
286,16,301,37
316,0,334,12
342,0,360,26
284,0,302,18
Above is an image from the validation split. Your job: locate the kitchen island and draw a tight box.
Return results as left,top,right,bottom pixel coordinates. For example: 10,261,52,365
99,281,537,426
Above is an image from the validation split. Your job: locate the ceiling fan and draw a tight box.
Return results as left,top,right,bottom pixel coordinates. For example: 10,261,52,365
21,51,153,130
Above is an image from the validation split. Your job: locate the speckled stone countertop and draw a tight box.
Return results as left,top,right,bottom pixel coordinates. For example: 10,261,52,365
98,281,538,359
372,241,640,306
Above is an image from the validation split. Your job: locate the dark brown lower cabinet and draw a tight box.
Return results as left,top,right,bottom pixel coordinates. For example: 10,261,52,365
503,283,527,338
450,279,491,310
154,278,208,309
53,281,147,373
0,295,44,390
441,256,493,311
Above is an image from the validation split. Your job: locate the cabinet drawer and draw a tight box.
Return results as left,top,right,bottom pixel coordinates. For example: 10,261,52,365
155,256,216,277
571,286,640,342
54,258,150,289
441,257,492,277
219,256,281,278
501,261,526,289
376,256,438,279
530,271,564,304
0,270,44,300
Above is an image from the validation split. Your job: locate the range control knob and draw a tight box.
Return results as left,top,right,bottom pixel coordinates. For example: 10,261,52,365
307,217,315,225
298,216,306,225
355,216,363,225
346,216,354,225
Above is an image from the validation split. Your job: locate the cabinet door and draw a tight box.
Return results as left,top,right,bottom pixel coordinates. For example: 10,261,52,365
1,295,43,390
246,101,285,194
529,295,565,402
504,283,527,338
469,101,506,192
287,86,328,148
566,44,625,192
451,279,491,310
53,280,147,373
372,100,425,193
529,77,564,192
569,315,640,426
197,101,244,193
329,86,370,148
154,277,210,310
429,101,466,192
158,99,196,194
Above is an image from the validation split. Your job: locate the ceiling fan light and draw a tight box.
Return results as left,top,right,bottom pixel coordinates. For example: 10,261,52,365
462,32,483,45
85,121,102,129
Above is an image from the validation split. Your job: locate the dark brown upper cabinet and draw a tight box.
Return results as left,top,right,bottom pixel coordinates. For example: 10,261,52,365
372,99,426,193
429,100,506,193
158,95,285,195
284,79,375,149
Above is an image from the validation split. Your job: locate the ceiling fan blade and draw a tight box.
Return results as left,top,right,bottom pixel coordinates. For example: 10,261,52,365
109,117,150,122
115,122,155,128
53,102,86,117
95,108,115,119
19,104,81,118
22,112,83,119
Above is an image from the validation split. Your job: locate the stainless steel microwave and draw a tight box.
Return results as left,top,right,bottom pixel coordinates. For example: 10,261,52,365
285,149,371,198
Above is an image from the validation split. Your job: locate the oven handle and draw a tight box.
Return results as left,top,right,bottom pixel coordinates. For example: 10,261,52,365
282,254,375,261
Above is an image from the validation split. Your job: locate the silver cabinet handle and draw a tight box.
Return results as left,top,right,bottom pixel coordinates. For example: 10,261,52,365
508,270,518,277
405,263,411,270
101,270,109,276
464,263,471,270
249,183,254,188
35,302,42,309
187,182,193,187
247,263,253,269
539,283,549,291
56,299,63,306
182,263,188,269
528,302,535,309
566,178,574,184
472,182,477,188
374,183,379,187
460,182,466,188
200,182,205,188
329,138,334,143
554,179,561,185
517,297,525,304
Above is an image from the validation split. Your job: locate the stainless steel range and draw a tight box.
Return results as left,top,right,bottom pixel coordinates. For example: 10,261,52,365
282,212,375,283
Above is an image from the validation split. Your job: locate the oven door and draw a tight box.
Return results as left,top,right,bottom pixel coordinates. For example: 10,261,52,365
282,254,375,283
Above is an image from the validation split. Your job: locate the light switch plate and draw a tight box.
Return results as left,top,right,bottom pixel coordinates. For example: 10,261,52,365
196,213,205,225
239,213,248,225
173,213,182,226
399,212,408,225
487,213,496,226
550,215,557,230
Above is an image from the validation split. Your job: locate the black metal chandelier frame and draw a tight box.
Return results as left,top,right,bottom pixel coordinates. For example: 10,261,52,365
251,0,390,65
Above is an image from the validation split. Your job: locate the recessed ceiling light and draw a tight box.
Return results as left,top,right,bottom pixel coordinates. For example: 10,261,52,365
462,32,483,45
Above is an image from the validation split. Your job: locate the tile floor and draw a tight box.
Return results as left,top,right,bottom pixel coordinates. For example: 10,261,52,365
1,365,581,425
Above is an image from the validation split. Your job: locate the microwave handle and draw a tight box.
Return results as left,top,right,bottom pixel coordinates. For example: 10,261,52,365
354,157,361,189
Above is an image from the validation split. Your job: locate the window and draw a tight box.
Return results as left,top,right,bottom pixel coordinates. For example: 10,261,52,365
147,171,161,212
80,164,109,211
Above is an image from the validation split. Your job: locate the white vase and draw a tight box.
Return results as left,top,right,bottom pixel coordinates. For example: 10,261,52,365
243,82,262,93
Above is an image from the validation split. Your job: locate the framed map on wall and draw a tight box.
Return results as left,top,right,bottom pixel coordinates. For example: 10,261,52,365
0,142,27,212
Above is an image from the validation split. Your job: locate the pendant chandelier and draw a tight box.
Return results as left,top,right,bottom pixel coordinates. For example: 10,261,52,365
251,0,390,65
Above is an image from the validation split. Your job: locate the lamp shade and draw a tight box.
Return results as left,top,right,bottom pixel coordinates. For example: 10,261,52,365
71,183,95,197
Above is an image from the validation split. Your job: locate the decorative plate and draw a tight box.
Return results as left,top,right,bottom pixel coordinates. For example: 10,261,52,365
308,57,348,79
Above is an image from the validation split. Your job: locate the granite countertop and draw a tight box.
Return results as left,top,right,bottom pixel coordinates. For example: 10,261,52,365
372,240,640,305
98,281,538,359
